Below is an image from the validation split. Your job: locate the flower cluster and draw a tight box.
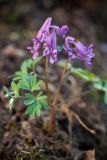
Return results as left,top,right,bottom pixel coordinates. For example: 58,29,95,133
27,17,95,66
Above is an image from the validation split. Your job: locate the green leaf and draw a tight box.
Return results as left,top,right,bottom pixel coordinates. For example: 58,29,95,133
19,74,41,91
58,61,96,82
32,56,42,68
3,86,9,93
21,59,32,72
25,101,40,117
37,93,48,109
19,78,30,90
24,91,48,117
103,82,107,92
36,91,43,97
25,93,34,99
31,79,42,91
3,86,12,98
25,103,35,117
37,95,47,100
24,98,35,106
11,82,17,90
13,71,28,81
24,93,41,116
71,67,96,81
93,78,103,90
38,98,48,109
11,82,19,96
20,57,42,72
25,75,35,86
35,101,41,116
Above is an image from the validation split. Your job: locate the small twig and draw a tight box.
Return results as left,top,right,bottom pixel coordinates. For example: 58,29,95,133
53,61,68,106
72,111,96,134
21,150,31,154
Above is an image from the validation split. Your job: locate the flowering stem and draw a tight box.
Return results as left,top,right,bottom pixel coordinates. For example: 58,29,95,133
44,59,68,135
44,57,55,135
48,61,68,135
45,57,51,105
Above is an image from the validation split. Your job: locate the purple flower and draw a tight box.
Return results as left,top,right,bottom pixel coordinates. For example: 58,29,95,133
36,17,52,42
65,36,95,66
43,32,53,56
50,25,69,37
49,32,58,64
27,17,95,66
43,31,58,64
27,17,52,59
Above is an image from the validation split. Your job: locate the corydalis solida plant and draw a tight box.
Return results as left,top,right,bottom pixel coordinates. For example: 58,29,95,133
27,17,95,134
4,17,95,135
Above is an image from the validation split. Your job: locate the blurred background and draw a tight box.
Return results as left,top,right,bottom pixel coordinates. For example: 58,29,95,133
0,0,107,160
0,0,107,77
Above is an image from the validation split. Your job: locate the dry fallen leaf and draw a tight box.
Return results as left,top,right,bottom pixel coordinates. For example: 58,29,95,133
74,149,95,160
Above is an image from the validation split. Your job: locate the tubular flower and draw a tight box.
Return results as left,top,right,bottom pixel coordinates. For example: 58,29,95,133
43,31,58,64
50,25,69,37
36,17,52,42
65,36,95,66
49,32,58,64
27,17,52,59
43,33,53,56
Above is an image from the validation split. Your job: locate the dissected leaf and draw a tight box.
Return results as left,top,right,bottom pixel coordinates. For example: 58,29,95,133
3,86,11,98
19,78,30,90
35,101,41,116
25,103,35,117
24,92,48,117
25,93,34,99
13,71,28,81
18,74,41,92
31,79,42,91
25,101,42,117
39,99,48,109
21,57,42,72
21,59,32,72
32,56,42,68
24,98,35,106
3,57,47,117
11,81,19,96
